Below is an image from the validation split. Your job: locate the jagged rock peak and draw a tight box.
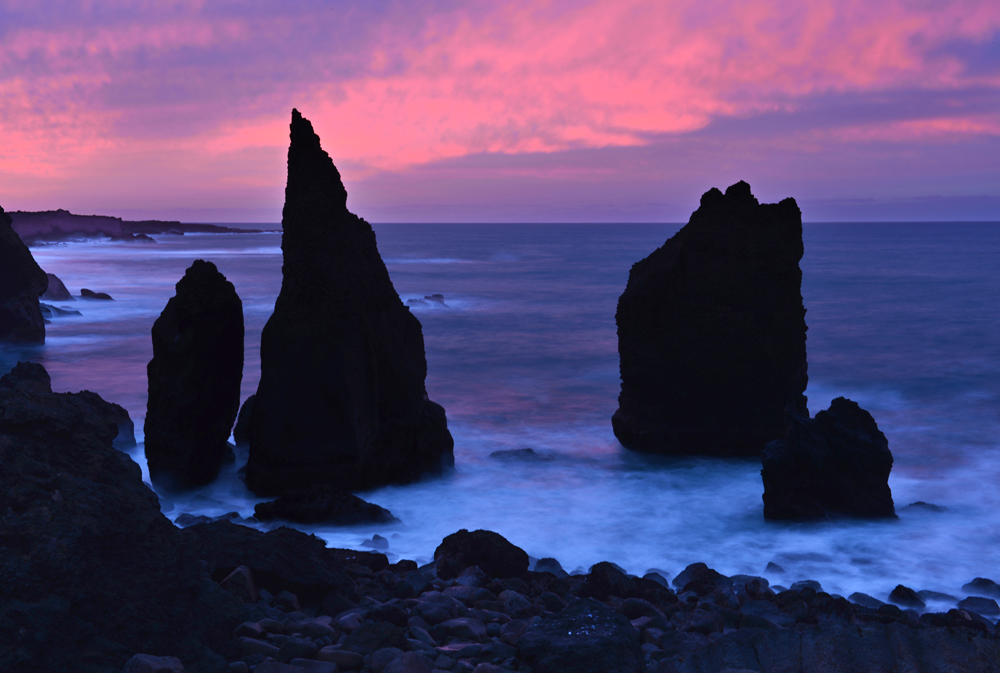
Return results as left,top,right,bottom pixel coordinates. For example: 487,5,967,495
245,110,453,495
613,181,807,457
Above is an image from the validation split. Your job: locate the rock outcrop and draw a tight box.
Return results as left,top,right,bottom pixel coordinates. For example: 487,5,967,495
613,181,807,456
145,260,244,490
253,486,400,525
0,205,47,343
761,397,896,520
0,361,256,672
245,109,453,495
41,273,74,301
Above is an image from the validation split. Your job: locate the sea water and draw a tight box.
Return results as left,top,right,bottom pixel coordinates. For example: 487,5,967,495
4,223,1000,609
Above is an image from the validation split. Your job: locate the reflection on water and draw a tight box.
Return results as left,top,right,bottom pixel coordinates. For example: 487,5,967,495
3,223,999,606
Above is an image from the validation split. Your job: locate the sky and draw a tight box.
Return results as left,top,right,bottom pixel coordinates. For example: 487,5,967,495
0,0,998,223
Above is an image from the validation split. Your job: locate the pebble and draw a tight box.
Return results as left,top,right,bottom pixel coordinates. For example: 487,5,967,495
122,654,186,673
316,646,364,669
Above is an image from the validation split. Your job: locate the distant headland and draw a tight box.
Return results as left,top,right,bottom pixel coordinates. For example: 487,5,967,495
9,209,273,245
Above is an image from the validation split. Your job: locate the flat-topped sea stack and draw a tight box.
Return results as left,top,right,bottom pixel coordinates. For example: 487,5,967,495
245,109,453,495
0,205,48,343
145,260,244,489
613,181,808,456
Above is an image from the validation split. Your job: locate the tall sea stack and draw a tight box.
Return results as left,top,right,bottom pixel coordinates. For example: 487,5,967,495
145,260,244,489
613,181,808,456
0,204,47,343
245,109,453,495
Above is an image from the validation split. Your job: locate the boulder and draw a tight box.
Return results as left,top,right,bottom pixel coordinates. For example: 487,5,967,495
145,260,244,489
185,519,359,607
517,598,645,673
613,181,807,456
0,362,256,672
80,288,113,300
761,397,896,520
0,204,47,342
245,109,453,495
254,485,400,524
41,273,74,301
434,529,529,579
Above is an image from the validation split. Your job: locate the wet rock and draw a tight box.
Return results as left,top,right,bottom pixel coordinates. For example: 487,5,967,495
672,563,730,594
343,622,409,655
80,288,113,300
434,529,529,579
246,109,453,495
903,501,947,513
613,181,807,456
317,647,364,668
0,362,256,672
762,397,896,520
372,646,404,672
535,558,568,578
220,565,258,603
254,485,400,525
122,654,187,672
362,533,392,549
233,394,255,448
790,579,822,593
288,660,338,673
41,273,73,301
518,597,644,673
582,561,637,600
488,448,551,462
888,585,926,608
849,592,886,609
74,388,137,450
276,636,318,662
919,590,958,603
959,596,1000,616
187,519,357,608
0,204,47,342
39,302,81,317
765,561,785,573
642,572,670,589
963,578,1000,599
144,260,244,490
383,652,434,673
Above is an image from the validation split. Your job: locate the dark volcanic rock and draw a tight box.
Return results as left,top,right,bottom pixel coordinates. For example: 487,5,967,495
434,529,529,579
613,181,807,456
761,397,896,520
245,109,453,495
41,273,74,301
254,485,400,524
0,362,253,672
145,260,244,490
81,288,114,300
186,520,361,607
0,205,47,342
518,598,644,673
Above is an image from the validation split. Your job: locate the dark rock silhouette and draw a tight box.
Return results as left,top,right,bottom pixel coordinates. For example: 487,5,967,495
517,598,644,673
0,205,47,343
0,362,259,672
613,181,807,456
81,288,113,300
145,260,244,490
761,397,896,520
434,529,529,579
42,273,74,301
253,485,400,525
245,109,453,495
39,302,81,318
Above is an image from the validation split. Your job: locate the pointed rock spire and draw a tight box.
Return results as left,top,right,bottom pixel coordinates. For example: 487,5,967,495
0,205,47,343
245,110,453,495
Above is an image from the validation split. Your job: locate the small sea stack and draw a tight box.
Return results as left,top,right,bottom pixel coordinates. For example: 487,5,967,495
0,205,48,343
761,397,896,520
145,259,244,489
245,109,453,495
41,273,74,301
613,181,808,456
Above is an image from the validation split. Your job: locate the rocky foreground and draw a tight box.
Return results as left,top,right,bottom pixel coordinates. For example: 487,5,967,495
2,362,1000,673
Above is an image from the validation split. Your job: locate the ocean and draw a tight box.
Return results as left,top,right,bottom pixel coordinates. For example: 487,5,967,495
4,222,1000,609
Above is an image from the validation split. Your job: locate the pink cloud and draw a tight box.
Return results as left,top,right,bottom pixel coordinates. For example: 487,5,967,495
0,0,997,219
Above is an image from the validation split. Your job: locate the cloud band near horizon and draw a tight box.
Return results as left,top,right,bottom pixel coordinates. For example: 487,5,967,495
1,0,998,222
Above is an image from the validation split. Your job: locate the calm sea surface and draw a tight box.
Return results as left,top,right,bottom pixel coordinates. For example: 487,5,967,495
4,223,1000,607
